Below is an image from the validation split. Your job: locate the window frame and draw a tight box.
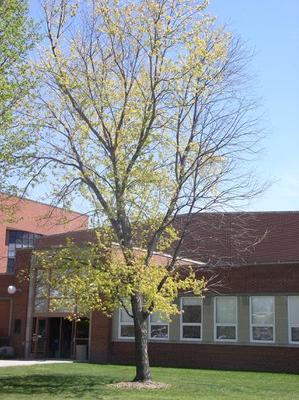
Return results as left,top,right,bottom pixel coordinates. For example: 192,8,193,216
288,296,299,345
180,296,203,341
214,296,238,342
250,296,275,343
6,230,41,273
118,308,135,340
149,312,169,341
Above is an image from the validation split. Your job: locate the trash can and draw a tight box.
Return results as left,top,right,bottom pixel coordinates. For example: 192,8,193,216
75,344,87,361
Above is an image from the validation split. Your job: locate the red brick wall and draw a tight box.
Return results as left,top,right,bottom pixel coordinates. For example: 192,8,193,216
89,262,299,372
0,299,10,337
0,250,32,356
197,263,299,293
0,273,17,345
89,311,112,363
109,341,299,373
9,251,32,356
0,195,88,272
175,212,299,265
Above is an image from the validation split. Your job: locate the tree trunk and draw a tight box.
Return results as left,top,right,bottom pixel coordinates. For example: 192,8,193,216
131,293,152,382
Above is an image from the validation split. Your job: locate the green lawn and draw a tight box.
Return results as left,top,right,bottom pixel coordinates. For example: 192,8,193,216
0,363,298,400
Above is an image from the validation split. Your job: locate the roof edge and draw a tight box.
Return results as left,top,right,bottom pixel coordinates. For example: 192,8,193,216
0,192,87,217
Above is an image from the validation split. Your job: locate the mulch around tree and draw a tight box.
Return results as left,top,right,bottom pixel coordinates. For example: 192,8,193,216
108,381,171,390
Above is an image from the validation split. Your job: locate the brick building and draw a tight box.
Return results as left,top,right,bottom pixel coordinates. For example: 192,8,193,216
0,195,88,351
0,194,88,273
1,206,299,373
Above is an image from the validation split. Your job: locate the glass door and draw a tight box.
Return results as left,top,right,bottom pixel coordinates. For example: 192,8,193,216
73,318,89,361
31,317,48,357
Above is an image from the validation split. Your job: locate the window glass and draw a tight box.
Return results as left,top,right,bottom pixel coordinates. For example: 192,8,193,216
8,231,17,243
215,297,237,341
120,325,135,338
291,328,299,342
150,324,168,338
181,297,202,340
120,309,133,324
7,258,15,273
119,308,134,338
182,325,201,339
252,326,274,341
35,269,49,298
216,326,236,340
6,230,41,272
8,243,16,258
34,297,49,313
251,297,274,325
250,296,274,342
288,296,299,343
150,311,168,324
216,297,237,324
289,296,299,325
150,312,169,339
182,297,202,323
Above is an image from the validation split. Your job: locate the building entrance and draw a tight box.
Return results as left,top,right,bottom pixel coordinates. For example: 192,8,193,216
31,317,89,360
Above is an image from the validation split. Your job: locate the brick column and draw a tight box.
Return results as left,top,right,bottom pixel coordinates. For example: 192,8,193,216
89,311,112,363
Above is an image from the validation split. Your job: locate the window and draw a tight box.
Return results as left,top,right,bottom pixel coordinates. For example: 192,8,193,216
288,296,299,344
7,230,41,273
34,268,50,313
250,296,275,342
214,297,237,341
149,312,169,340
180,297,202,340
119,309,134,339
34,267,75,314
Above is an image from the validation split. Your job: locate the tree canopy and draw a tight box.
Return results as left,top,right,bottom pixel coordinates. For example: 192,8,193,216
5,0,264,382
0,0,36,194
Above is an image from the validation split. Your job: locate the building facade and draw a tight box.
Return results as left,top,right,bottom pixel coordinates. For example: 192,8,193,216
0,195,88,351
1,209,299,373
0,194,88,273
108,263,299,372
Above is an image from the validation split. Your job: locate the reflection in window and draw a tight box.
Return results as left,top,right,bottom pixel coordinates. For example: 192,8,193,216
34,268,50,313
215,297,237,341
150,312,169,339
34,268,74,314
119,309,134,338
34,297,49,313
181,297,202,340
250,296,274,342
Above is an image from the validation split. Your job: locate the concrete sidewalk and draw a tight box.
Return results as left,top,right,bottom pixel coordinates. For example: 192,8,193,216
0,360,73,368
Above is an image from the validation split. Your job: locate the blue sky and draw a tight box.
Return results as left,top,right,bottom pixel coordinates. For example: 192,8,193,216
28,0,299,212
208,0,299,211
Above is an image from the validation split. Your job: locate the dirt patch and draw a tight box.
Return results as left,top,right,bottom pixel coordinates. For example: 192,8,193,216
108,381,171,390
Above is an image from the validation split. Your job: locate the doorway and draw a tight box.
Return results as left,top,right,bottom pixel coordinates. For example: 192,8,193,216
31,318,47,356
31,317,89,359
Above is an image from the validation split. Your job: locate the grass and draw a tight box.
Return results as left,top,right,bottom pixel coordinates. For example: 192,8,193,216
0,363,298,400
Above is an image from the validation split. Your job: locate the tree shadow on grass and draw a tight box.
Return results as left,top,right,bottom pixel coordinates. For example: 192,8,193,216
0,374,116,397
